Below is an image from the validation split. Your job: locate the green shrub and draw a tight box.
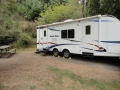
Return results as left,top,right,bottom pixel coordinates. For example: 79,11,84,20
21,22,36,38
17,33,33,48
0,30,21,45
29,32,36,38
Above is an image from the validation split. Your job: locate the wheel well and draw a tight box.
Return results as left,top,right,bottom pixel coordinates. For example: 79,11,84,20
62,49,70,53
53,48,58,51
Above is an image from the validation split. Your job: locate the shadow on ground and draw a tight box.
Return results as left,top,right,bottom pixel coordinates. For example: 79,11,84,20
36,51,120,71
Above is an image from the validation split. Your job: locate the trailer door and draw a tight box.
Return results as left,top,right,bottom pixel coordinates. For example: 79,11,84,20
82,22,94,53
42,28,48,49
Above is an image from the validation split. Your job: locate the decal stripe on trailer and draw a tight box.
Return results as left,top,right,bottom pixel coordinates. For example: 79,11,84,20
48,28,60,31
95,40,120,44
91,20,115,22
39,41,107,52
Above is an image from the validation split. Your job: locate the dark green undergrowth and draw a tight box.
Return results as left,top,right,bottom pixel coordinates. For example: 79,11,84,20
16,33,34,48
0,1,36,49
0,32,36,49
49,66,120,90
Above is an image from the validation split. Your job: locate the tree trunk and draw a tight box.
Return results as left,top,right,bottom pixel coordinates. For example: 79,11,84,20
116,0,119,3
82,0,85,17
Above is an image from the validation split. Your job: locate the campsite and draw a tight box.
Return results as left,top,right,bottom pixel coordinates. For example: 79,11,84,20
0,0,120,90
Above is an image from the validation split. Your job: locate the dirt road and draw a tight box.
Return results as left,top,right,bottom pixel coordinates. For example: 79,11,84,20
0,50,120,90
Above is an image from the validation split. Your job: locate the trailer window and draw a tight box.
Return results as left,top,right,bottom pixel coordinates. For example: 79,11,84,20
61,30,67,38
85,25,91,35
44,30,46,37
68,29,74,38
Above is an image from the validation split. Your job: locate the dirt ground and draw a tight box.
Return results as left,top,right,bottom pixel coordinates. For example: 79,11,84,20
0,50,120,90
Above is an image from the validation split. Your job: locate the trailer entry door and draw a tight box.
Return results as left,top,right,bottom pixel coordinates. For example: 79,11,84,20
82,22,94,53
42,28,48,49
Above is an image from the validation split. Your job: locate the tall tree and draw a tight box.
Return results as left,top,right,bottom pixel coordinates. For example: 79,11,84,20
86,0,120,19
86,0,101,16
100,0,120,19
40,0,82,24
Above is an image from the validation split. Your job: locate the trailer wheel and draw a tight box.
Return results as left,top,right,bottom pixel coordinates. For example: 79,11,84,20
63,49,70,58
53,49,59,57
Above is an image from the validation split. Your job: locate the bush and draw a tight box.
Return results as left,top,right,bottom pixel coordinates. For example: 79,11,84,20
0,30,21,45
28,32,36,38
20,22,36,38
16,33,33,48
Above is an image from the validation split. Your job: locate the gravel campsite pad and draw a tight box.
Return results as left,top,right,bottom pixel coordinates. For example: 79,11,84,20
0,50,120,90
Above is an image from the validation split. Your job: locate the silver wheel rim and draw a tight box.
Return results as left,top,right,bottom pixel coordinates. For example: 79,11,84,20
64,51,69,57
54,50,58,56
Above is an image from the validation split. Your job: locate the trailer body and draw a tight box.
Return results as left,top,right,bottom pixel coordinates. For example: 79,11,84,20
36,15,120,58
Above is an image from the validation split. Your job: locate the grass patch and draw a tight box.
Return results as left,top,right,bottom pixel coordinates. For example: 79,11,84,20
17,45,36,52
30,85,36,90
0,83,4,90
45,81,56,90
49,66,120,90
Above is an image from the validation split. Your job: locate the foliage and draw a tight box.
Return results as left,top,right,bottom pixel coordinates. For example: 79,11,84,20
0,3,21,30
1,0,83,48
41,4,69,23
15,3,28,17
86,0,120,19
40,0,82,24
24,0,44,21
41,0,71,5
0,1,36,48
25,23,36,38
86,0,101,16
100,0,120,19
0,30,21,45
34,18,46,25
16,33,33,48
1,0,120,49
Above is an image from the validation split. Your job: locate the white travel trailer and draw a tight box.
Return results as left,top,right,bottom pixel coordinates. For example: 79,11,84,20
36,15,120,58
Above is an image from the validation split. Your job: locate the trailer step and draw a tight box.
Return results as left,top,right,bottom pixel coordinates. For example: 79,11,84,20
41,50,48,53
82,52,94,58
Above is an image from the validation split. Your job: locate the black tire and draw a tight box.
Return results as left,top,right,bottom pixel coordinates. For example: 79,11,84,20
53,49,59,57
63,49,70,58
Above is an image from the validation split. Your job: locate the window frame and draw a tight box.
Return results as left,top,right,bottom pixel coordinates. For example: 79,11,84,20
61,29,75,39
85,25,91,35
61,30,67,39
68,29,74,38
44,30,46,37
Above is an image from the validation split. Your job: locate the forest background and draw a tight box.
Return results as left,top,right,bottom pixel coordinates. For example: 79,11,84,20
0,0,120,48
